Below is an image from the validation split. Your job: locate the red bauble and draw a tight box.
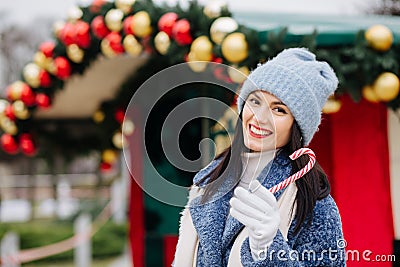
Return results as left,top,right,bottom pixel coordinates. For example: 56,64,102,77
59,23,76,46
100,161,112,172
90,0,106,13
20,85,36,106
158,12,178,37
19,134,37,156
75,21,91,48
39,42,55,58
123,16,134,35
172,19,193,46
1,134,19,155
114,108,125,124
91,16,111,39
36,93,51,109
5,105,16,121
39,70,51,88
106,32,125,54
54,57,71,80
6,82,30,101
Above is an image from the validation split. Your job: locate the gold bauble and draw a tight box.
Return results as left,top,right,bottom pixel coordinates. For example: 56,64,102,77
105,9,124,32
122,119,135,136
12,100,30,120
227,65,250,83
101,39,117,58
93,110,105,123
210,17,238,45
365,24,393,52
112,131,128,149
373,72,400,101
0,100,8,114
102,149,119,164
7,81,26,100
66,6,83,23
362,85,380,103
322,98,342,114
221,32,248,63
0,117,18,135
33,52,52,70
132,11,152,38
53,21,66,38
187,52,208,72
23,63,41,88
154,31,170,55
115,0,135,14
203,0,227,18
66,44,85,63
190,36,213,61
123,35,143,57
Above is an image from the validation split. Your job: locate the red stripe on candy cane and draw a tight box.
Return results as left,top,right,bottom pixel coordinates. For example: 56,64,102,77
269,148,316,194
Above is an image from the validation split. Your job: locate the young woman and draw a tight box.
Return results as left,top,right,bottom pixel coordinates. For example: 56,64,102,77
174,48,346,266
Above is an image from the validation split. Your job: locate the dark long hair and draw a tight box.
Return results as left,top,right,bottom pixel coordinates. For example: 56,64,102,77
196,114,330,235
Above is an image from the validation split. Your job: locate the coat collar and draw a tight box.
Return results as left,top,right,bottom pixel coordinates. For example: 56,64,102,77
189,151,292,265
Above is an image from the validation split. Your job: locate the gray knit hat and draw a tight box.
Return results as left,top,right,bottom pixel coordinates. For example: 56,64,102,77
237,47,338,146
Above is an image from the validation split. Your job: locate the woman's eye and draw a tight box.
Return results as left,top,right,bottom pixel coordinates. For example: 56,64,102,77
272,107,287,114
249,98,260,105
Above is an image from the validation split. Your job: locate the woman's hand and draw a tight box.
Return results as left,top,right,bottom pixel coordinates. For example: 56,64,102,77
230,180,280,261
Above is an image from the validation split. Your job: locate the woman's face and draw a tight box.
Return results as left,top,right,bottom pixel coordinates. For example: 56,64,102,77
242,90,294,152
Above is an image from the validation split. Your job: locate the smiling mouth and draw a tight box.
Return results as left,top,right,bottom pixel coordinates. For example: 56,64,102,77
248,124,273,138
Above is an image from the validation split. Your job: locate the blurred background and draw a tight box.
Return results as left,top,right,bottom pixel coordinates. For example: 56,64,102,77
0,0,399,266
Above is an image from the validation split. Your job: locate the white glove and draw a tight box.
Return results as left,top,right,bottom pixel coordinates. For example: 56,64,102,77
230,180,280,261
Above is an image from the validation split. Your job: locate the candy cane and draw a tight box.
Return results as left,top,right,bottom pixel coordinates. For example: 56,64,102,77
269,148,316,194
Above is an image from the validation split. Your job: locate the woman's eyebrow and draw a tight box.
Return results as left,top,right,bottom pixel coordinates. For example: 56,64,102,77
270,101,286,106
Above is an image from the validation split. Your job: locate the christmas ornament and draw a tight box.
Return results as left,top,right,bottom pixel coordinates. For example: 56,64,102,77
67,44,85,63
39,42,55,58
53,21,66,39
221,32,248,63
172,19,192,45
102,149,118,164
186,52,208,72
227,65,250,83
19,133,37,156
190,36,213,61
91,16,111,39
49,57,72,80
114,108,125,124
373,72,400,101
203,0,227,18
39,70,51,88
1,134,19,155
123,16,134,35
0,117,18,136
105,9,124,32
362,85,380,103
154,31,170,55
123,35,143,57
20,85,36,106
90,0,106,13
36,93,52,109
93,110,105,123
365,24,393,52
115,0,135,14
158,12,178,37
210,17,238,45
23,63,41,88
122,119,135,136
6,81,29,101
12,101,30,120
0,100,8,114
132,11,152,38
112,131,127,149
100,161,112,172
59,23,76,46
322,97,342,114
66,6,83,23
5,105,16,121
34,52,52,70
75,21,91,48
101,32,125,58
